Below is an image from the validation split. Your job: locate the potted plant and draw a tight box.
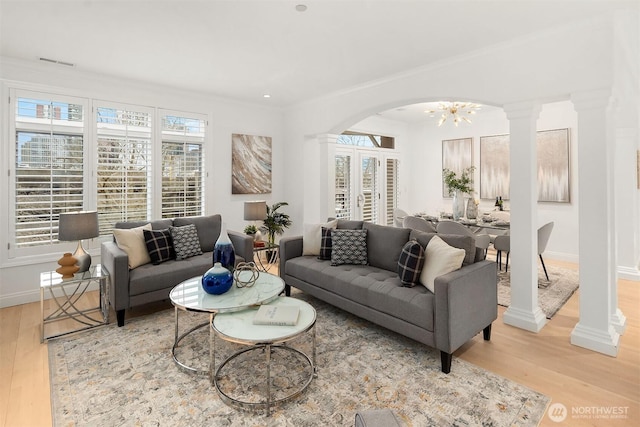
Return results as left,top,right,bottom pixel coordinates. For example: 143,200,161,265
243,224,258,235
442,166,475,220
261,202,292,245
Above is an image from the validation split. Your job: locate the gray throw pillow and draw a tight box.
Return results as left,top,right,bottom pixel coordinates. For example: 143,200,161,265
331,229,368,266
170,224,203,260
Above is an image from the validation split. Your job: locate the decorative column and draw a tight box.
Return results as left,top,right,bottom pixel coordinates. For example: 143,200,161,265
502,101,547,333
570,89,620,356
310,134,338,222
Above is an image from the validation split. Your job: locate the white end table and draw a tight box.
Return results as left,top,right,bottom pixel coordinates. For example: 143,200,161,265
212,296,317,416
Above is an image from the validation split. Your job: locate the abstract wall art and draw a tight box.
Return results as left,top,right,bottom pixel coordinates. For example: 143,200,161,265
231,133,272,194
442,137,473,197
480,134,510,200
536,128,570,203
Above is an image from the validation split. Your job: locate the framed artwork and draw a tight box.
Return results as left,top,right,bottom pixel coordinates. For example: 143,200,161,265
442,137,473,197
480,134,510,200
231,133,272,194
537,128,570,203
479,129,571,202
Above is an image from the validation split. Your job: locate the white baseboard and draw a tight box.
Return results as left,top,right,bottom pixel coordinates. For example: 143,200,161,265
617,266,640,282
0,283,100,309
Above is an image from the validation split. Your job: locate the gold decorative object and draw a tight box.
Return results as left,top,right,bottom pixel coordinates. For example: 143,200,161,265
425,102,481,127
233,262,259,288
56,252,80,279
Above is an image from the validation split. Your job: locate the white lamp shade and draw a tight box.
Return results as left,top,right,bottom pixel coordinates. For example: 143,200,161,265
58,211,99,241
244,201,267,221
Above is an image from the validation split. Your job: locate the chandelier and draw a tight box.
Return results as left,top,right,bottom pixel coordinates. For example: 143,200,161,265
425,102,481,126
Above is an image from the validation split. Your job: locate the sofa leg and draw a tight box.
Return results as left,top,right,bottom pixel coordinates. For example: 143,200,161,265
440,351,452,374
284,284,291,297
483,324,492,341
117,309,125,327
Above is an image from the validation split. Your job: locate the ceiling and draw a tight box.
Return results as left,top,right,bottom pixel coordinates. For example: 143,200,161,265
0,0,635,114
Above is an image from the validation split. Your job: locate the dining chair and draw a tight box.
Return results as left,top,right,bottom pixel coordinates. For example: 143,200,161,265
493,232,510,271
538,221,554,281
393,208,409,228
491,222,554,280
402,215,436,233
436,220,490,259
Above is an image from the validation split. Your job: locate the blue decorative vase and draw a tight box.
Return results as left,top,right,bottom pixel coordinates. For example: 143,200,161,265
202,262,233,295
213,222,235,271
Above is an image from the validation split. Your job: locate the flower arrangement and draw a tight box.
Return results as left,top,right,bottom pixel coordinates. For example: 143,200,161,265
260,202,292,244
442,166,475,196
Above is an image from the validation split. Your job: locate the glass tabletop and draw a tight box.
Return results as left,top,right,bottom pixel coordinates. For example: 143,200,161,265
41,264,108,288
169,270,285,314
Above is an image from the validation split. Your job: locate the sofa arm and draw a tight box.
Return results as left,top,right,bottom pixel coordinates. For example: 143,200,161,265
100,241,131,313
278,236,303,280
229,230,253,264
433,260,498,355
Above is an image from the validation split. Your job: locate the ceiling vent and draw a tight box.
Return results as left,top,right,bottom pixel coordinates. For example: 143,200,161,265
39,57,75,67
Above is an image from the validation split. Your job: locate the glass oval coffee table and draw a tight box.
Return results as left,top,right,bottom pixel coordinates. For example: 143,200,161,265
211,296,317,416
169,270,285,378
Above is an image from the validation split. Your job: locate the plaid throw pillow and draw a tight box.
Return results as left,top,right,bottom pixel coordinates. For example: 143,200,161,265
397,239,425,287
331,229,368,266
143,229,174,265
318,227,333,260
169,224,203,260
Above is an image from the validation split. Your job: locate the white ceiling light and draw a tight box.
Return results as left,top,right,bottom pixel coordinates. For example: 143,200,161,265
295,4,307,12
425,102,481,126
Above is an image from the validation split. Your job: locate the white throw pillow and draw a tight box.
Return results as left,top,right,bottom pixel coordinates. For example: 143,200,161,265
420,235,466,293
113,224,152,269
302,219,338,256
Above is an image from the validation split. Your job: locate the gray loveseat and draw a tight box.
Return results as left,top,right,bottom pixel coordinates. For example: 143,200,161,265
101,214,253,326
279,220,497,373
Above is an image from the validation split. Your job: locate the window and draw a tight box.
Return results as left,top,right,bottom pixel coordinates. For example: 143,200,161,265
7,89,208,260
385,158,399,226
161,112,206,218
96,104,152,234
12,93,87,252
335,154,352,219
337,131,395,149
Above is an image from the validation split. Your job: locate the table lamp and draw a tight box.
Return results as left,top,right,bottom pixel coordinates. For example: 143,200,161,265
58,211,99,273
244,201,267,241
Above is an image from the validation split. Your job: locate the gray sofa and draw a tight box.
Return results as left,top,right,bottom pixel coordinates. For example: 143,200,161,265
279,220,497,373
101,214,253,326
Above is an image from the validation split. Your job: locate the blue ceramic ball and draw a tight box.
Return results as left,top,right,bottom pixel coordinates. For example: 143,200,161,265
202,263,233,295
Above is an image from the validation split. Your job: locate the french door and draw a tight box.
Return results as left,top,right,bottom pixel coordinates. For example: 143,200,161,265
335,147,398,225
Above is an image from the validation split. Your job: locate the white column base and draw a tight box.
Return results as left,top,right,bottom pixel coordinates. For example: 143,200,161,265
503,305,547,333
571,323,620,356
611,308,627,335
617,266,640,281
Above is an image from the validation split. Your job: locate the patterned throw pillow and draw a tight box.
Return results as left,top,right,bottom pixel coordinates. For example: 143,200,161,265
330,229,368,266
144,229,174,265
397,239,425,287
169,224,203,260
318,226,333,260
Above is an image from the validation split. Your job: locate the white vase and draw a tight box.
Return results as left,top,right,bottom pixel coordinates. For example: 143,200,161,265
466,198,477,219
452,190,465,221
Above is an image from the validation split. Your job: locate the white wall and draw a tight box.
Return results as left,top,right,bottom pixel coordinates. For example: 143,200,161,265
0,57,284,307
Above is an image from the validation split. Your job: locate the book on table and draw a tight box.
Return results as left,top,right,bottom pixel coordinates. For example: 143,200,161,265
253,304,300,326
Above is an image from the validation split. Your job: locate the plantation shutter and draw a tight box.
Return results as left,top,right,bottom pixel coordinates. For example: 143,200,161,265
161,113,206,218
385,158,399,226
96,105,152,234
335,154,352,219
361,156,378,223
14,95,85,248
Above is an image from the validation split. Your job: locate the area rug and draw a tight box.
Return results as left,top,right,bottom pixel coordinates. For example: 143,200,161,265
496,263,579,319
49,292,550,426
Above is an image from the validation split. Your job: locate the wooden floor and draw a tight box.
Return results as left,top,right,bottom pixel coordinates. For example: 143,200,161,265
1,259,638,427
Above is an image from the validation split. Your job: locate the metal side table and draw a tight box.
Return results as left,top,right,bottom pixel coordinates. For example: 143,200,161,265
40,264,109,342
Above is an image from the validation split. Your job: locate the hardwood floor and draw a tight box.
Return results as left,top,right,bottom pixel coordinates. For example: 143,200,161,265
1,259,638,426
